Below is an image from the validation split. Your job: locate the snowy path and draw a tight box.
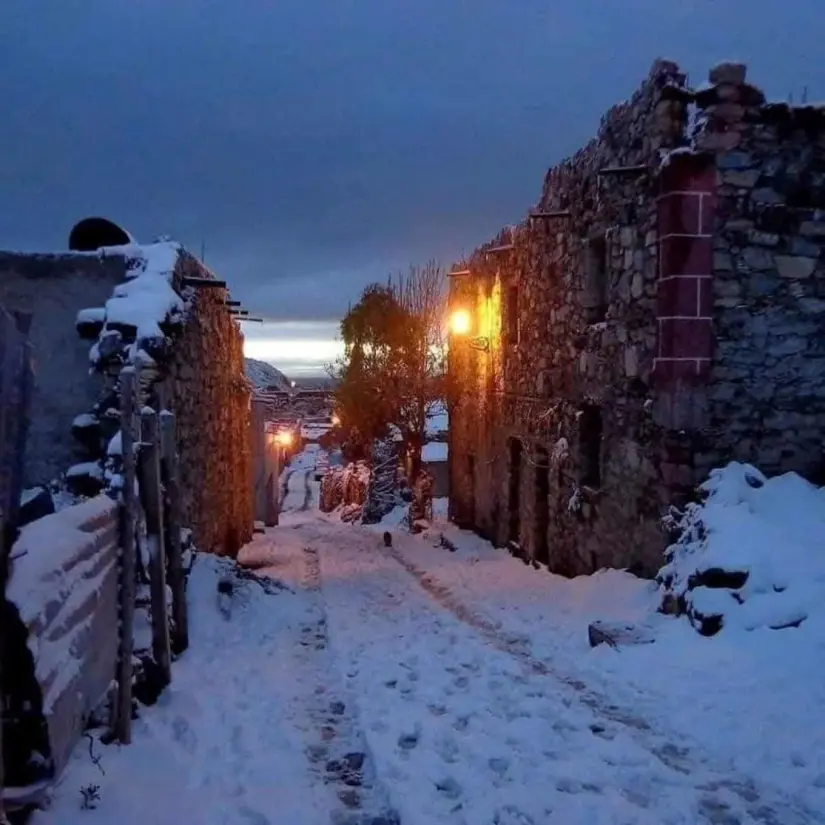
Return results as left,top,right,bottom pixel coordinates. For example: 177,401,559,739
295,520,809,825
33,474,823,825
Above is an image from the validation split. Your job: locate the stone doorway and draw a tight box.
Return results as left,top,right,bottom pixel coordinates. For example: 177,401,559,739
534,446,550,565
508,438,522,546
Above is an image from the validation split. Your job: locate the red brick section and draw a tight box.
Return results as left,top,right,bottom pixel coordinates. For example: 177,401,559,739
653,154,716,386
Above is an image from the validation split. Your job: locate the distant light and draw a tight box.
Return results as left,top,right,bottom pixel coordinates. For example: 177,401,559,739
449,309,472,336
276,431,293,447
290,380,296,388
331,414,341,427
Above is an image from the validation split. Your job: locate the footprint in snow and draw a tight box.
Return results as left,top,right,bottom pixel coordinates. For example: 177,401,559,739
171,715,197,754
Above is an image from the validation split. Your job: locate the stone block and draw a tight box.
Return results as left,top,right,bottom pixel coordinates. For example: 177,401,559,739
709,62,747,86
775,256,816,280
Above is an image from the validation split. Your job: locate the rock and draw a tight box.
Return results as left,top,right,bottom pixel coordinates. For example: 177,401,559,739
709,62,747,86
687,567,748,590
587,620,655,649
717,151,753,170
18,487,55,527
775,256,816,280
799,221,825,237
722,169,759,188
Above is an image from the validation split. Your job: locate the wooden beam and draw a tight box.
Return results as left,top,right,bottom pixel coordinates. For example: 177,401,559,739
160,411,188,653
448,269,471,277
485,244,514,254
181,276,227,288
115,367,137,744
138,409,172,687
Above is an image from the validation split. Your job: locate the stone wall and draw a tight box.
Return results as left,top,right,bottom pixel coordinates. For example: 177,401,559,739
448,59,825,578
166,254,253,556
0,252,125,486
450,60,690,576
697,68,825,482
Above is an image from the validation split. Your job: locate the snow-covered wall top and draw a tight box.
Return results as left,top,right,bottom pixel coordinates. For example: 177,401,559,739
7,494,120,776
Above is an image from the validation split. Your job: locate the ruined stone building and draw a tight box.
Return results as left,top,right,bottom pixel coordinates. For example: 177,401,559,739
448,60,825,577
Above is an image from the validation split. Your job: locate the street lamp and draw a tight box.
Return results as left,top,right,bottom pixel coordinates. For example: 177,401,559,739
448,308,490,352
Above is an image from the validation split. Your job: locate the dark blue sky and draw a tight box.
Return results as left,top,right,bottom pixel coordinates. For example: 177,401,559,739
1,0,823,371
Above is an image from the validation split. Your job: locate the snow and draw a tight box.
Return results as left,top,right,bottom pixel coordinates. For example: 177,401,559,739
75,307,105,326
7,496,119,714
89,241,184,365
66,461,104,479
33,451,825,825
71,412,97,429
422,441,448,462
245,357,292,390
659,462,825,633
104,242,183,339
426,402,449,436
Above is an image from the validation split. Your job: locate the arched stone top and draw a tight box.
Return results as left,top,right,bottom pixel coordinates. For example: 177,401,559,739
68,217,133,252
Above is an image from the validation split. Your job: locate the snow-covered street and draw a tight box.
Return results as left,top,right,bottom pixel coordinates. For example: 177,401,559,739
32,454,825,825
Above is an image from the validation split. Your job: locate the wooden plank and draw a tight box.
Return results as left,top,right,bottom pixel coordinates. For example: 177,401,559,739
138,409,172,686
159,411,188,652
115,368,137,744
181,276,227,288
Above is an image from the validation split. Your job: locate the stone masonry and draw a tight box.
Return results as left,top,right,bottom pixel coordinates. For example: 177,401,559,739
448,60,825,577
167,253,253,556
0,251,125,486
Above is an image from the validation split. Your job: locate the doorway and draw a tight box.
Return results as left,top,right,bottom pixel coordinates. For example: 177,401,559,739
534,446,550,565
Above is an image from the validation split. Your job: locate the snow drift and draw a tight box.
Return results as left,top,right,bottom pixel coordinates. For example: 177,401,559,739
658,462,825,635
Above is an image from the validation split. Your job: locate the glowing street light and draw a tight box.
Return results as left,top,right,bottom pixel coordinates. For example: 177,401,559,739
449,308,472,336
448,307,489,352
276,430,294,447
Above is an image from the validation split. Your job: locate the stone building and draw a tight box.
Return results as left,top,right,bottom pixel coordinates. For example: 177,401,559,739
448,60,825,577
0,219,254,556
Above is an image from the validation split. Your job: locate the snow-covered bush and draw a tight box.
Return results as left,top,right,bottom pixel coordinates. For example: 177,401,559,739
658,462,825,635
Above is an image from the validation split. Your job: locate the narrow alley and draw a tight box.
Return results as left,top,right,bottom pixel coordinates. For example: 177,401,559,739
31,449,825,825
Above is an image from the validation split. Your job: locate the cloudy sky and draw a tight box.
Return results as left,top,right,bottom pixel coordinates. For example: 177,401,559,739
2,1,823,375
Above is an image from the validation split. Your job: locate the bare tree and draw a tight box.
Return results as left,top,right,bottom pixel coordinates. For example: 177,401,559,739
390,260,447,480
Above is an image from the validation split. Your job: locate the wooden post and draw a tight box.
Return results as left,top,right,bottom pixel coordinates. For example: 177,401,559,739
159,411,188,652
251,399,267,523
115,368,137,744
138,409,172,686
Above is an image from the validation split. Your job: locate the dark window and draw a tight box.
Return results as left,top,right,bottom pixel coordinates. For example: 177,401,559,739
584,235,608,324
505,285,520,345
579,405,602,489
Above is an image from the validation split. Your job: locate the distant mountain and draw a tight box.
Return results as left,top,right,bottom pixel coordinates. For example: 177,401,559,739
245,358,292,391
